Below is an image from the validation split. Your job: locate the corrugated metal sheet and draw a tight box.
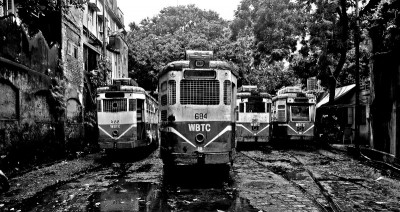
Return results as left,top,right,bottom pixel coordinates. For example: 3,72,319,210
316,84,355,108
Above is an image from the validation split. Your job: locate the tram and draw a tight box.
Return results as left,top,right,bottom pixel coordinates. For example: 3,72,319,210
270,86,316,141
96,78,158,152
159,50,238,166
236,85,272,145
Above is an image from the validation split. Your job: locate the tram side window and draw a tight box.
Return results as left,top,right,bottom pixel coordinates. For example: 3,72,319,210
277,104,286,122
137,99,143,122
168,80,176,105
161,81,167,91
129,99,136,111
239,103,244,113
224,80,231,105
97,100,102,112
266,103,271,113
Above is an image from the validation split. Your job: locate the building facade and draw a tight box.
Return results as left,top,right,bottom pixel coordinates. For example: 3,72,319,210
83,0,128,84
0,0,128,166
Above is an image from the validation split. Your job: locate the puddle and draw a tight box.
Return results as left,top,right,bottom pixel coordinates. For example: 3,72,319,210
87,175,259,212
87,181,162,211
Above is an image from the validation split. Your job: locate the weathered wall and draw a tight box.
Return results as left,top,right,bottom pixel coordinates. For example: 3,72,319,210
0,58,64,168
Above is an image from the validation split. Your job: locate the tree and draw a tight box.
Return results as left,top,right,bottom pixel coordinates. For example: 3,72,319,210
126,5,230,91
14,0,86,45
229,0,309,93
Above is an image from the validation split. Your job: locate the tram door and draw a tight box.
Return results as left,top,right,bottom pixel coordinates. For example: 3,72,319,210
137,99,145,140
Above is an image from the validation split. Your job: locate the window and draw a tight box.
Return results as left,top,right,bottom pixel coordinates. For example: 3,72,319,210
97,100,102,112
290,106,310,122
267,103,271,113
168,80,176,105
347,107,353,125
277,104,286,122
129,99,136,111
239,103,244,113
246,100,265,113
223,80,232,105
67,41,78,59
360,106,366,125
73,46,78,59
161,95,167,106
103,99,127,112
160,81,167,91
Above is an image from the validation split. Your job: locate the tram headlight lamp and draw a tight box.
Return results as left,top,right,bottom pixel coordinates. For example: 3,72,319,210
195,133,205,143
287,98,294,103
112,130,119,137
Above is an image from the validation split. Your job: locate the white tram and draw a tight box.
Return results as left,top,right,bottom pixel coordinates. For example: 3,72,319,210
96,78,158,152
236,85,272,144
158,50,238,166
270,86,316,141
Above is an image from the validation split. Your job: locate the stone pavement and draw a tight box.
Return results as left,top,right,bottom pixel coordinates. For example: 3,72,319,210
234,153,322,212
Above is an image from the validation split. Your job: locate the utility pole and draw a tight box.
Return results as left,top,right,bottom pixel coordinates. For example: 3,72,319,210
354,0,360,152
102,0,107,83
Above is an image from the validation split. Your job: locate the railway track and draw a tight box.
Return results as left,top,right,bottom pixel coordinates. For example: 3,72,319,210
238,150,342,212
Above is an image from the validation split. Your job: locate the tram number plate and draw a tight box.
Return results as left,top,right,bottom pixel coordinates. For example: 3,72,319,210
195,113,207,120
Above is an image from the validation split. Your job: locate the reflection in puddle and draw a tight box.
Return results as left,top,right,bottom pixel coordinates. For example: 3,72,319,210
87,180,259,212
87,182,161,212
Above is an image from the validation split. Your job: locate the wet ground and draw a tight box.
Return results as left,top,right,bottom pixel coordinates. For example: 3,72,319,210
1,144,400,211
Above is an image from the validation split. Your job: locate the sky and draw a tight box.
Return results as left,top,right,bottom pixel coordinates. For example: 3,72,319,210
117,0,242,30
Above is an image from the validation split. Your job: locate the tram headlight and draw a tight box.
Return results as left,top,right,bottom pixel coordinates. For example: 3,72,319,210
195,133,205,143
112,130,119,137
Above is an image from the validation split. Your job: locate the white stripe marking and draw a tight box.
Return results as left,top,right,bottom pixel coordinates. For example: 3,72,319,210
98,124,135,140
236,124,253,134
303,125,314,134
255,124,270,135
237,124,270,136
98,126,113,139
165,127,196,148
282,124,314,135
204,125,232,147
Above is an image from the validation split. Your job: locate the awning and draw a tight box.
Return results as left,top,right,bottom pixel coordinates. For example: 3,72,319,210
84,42,101,55
316,84,355,108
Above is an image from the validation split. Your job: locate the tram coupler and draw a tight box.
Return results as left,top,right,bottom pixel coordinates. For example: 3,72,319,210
196,153,205,165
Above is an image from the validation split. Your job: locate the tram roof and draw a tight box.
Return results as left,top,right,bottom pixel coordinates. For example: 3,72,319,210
97,85,145,93
237,92,271,98
159,60,239,77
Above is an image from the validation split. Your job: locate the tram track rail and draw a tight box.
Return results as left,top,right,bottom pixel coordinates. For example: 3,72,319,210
238,150,342,212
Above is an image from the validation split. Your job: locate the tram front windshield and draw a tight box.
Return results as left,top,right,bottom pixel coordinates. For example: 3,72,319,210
290,105,310,121
246,99,265,113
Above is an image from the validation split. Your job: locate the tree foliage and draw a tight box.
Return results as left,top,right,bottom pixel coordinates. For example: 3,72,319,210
127,5,230,91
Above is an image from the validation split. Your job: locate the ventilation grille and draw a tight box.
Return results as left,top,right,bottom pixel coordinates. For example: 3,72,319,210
103,99,127,112
223,80,231,105
180,80,219,105
161,95,167,106
168,80,176,105
161,110,167,121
